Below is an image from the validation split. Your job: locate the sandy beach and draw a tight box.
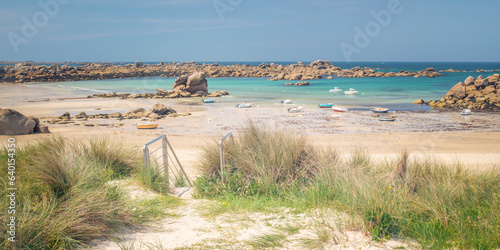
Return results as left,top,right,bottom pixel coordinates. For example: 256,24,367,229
2,84,499,173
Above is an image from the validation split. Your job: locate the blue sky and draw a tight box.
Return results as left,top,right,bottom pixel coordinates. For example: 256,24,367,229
1,0,499,62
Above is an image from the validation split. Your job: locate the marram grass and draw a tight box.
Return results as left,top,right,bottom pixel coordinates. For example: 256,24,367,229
0,137,177,249
194,124,500,249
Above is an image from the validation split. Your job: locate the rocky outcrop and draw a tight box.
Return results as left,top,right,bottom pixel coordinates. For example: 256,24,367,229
1,60,450,84
186,72,209,95
412,68,442,78
0,108,49,135
412,99,425,105
172,72,208,96
427,74,500,109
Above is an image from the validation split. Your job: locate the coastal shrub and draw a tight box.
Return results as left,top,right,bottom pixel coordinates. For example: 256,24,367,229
0,137,170,249
194,124,500,249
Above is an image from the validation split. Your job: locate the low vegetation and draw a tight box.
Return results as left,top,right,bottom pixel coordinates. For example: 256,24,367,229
0,137,178,249
194,122,500,249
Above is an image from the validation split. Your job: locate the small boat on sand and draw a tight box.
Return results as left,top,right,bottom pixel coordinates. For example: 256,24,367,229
461,109,472,115
235,103,254,108
137,123,159,129
318,103,334,108
202,99,215,103
344,88,359,95
280,99,293,104
372,108,389,113
329,87,342,93
287,106,304,113
332,106,348,112
379,115,396,122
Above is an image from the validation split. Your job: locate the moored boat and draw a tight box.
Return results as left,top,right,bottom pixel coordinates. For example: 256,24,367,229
280,99,293,104
235,103,254,108
372,107,389,113
379,115,396,122
461,109,472,115
137,123,159,129
287,106,304,113
344,88,358,95
202,99,215,103
329,87,342,93
318,103,334,108
332,106,348,112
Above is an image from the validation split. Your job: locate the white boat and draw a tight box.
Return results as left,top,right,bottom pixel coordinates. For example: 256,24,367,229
287,106,304,113
379,115,396,122
332,106,348,112
235,103,253,108
372,108,389,113
344,88,358,95
280,99,293,104
461,109,472,115
329,87,342,93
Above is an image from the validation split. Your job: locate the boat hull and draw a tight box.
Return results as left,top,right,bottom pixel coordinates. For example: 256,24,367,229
332,106,348,112
329,88,342,93
332,109,347,112
287,106,304,113
372,108,389,113
137,124,159,129
461,109,472,115
318,104,334,108
236,103,253,108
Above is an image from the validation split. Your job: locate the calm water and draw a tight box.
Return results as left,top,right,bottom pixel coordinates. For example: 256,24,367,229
27,62,500,111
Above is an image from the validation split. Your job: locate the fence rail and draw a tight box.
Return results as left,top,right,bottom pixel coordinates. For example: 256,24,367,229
219,132,233,182
143,135,192,187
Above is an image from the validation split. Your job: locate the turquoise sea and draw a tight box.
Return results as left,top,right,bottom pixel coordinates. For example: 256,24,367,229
33,62,500,111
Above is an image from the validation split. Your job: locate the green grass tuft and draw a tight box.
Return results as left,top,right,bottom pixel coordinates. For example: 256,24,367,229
247,233,287,248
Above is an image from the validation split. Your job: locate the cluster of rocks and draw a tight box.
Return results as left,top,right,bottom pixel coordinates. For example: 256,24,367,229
439,69,466,73
0,108,50,135
47,104,188,125
88,72,229,99
121,103,186,120
46,112,125,127
270,65,443,81
1,60,447,84
412,68,443,78
426,74,500,109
